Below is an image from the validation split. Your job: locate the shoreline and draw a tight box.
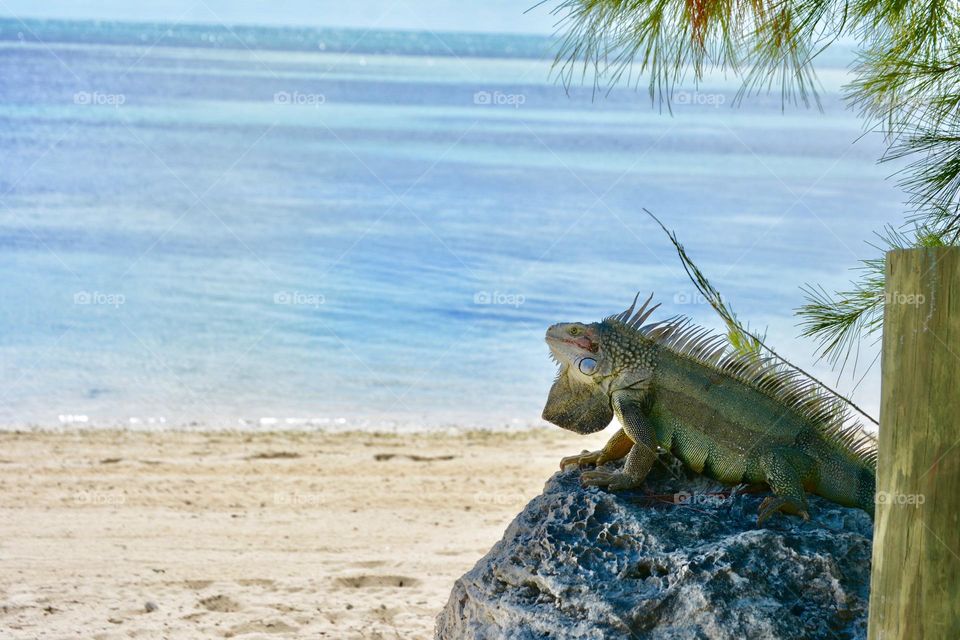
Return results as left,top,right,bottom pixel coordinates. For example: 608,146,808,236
0,418,556,434
0,423,554,433
0,427,609,639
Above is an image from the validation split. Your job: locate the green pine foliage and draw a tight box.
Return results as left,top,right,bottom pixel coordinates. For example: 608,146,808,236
551,0,960,367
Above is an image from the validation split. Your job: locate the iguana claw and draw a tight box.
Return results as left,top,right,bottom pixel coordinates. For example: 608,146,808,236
560,449,604,470
757,495,811,526
560,429,635,470
580,469,643,492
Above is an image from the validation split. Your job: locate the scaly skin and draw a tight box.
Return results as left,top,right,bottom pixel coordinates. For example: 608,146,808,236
560,428,633,471
542,295,877,524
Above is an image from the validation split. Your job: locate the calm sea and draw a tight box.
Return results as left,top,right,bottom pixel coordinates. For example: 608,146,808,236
0,19,901,430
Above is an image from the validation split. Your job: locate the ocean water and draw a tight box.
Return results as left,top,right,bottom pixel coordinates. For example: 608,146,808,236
0,19,902,430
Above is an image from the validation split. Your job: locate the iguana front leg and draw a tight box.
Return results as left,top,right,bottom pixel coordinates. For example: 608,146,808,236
560,428,633,470
581,392,656,492
756,448,812,525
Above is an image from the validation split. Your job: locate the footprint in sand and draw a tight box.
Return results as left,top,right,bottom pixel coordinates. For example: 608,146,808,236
348,560,385,568
224,619,298,637
335,575,421,589
198,594,242,612
245,451,300,460
373,453,455,462
236,579,274,588
183,579,214,590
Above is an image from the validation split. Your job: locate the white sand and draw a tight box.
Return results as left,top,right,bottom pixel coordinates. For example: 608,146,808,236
0,428,608,639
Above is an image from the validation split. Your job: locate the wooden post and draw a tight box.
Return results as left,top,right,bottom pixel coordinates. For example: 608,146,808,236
868,247,960,639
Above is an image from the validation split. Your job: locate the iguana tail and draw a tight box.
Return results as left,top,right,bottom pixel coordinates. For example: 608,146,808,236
811,451,876,517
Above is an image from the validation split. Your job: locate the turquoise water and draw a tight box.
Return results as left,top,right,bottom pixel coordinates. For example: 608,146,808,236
0,19,900,429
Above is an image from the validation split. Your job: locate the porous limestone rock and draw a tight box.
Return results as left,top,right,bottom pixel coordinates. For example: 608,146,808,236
437,457,872,639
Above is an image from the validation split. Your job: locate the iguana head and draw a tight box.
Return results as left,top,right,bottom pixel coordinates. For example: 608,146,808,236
541,294,660,434
542,321,613,434
545,322,601,371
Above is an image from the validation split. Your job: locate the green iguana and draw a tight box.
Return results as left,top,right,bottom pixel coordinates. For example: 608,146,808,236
542,293,878,524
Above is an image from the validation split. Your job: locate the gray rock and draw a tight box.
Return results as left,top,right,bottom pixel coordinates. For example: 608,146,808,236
436,457,872,640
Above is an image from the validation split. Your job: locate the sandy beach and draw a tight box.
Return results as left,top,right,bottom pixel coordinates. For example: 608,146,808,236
0,428,609,639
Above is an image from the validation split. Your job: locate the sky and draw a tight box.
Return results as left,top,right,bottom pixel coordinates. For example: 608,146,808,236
0,1,559,34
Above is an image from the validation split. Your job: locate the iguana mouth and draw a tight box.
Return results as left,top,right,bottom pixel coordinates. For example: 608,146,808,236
547,335,598,353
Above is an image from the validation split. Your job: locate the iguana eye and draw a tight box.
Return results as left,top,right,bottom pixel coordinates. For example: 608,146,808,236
578,357,597,375
568,327,582,336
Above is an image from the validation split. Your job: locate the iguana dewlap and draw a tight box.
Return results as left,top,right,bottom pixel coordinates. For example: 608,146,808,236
542,294,877,524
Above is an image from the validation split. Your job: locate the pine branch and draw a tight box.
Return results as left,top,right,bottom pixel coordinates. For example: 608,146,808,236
644,208,880,426
552,0,960,376
550,0,839,109
796,225,950,370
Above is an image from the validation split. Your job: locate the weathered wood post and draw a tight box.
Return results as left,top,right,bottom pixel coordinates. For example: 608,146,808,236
868,247,960,639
